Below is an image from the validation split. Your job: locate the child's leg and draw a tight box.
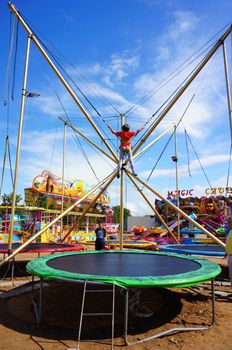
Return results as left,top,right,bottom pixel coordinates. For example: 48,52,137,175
127,149,137,175
117,149,125,177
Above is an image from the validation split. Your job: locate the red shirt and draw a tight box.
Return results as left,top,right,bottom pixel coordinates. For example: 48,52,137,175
115,131,136,147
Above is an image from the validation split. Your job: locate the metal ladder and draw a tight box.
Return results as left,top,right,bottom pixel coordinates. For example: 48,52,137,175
77,280,116,350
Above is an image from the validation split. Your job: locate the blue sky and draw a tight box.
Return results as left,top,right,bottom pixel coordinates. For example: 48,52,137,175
1,0,232,215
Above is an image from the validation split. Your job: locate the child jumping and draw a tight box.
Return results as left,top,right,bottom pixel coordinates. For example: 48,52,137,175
109,123,143,178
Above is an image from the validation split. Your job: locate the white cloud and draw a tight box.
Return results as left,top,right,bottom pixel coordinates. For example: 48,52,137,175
169,11,200,39
70,52,140,88
140,153,230,179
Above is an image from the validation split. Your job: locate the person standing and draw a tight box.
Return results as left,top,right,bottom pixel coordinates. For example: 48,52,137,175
225,217,232,286
95,223,106,251
108,123,144,178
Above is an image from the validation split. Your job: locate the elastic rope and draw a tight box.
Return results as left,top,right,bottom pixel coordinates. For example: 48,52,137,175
49,126,58,171
11,18,19,101
226,143,232,189
3,13,15,107
133,48,209,149
140,95,195,190
136,94,195,165
7,139,14,187
0,137,8,199
185,129,192,177
20,12,121,116
72,135,100,182
125,22,232,116
35,34,118,140
19,14,119,146
55,91,100,182
185,130,212,188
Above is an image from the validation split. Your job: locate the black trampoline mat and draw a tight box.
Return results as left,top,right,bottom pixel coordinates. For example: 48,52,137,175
46,252,201,277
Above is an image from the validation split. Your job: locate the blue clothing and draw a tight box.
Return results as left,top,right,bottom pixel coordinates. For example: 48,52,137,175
95,228,106,240
95,227,106,251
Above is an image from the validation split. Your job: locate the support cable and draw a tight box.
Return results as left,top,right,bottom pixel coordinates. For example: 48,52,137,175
137,94,195,169
184,130,212,188
125,22,232,116
3,13,15,108
0,139,8,200
20,12,121,116
139,95,195,191
72,135,100,182
55,91,100,182
11,18,19,101
49,126,58,171
29,25,119,142
226,143,232,189
185,129,192,177
7,140,14,187
133,48,211,149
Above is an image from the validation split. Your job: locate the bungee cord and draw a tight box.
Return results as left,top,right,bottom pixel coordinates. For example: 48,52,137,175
1,14,17,200
185,129,192,177
125,21,232,117
184,130,212,188
3,13,15,109
11,18,19,101
55,91,100,182
138,94,195,192
20,12,122,117
133,47,214,150
226,143,232,190
18,11,122,126
72,135,100,182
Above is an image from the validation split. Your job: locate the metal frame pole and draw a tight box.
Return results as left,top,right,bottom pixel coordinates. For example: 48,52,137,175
125,170,225,248
173,125,180,240
60,122,66,237
123,280,216,346
127,173,179,243
8,34,31,252
132,26,232,156
8,2,118,163
59,117,116,163
222,42,232,142
119,114,125,250
0,171,116,266
61,172,117,242
133,124,174,161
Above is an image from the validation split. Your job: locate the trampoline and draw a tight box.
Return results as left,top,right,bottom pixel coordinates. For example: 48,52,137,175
105,240,157,249
0,242,84,279
158,244,225,257
81,239,157,249
0,242,84,254
27,250,221,347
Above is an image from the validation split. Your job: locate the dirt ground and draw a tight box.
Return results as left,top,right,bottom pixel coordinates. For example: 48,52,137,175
0,254,231,350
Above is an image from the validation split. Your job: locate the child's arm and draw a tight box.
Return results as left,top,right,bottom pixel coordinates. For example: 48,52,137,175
135,125,145,136
108,125,116,134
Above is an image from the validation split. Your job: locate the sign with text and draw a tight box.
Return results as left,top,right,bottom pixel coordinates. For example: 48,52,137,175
168,187,232,198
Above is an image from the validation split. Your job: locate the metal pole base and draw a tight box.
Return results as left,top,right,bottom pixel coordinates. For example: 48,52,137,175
124,280,216,346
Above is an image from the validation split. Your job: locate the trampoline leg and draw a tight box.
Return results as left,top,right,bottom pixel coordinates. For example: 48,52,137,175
111,284,115,350
210,279,216,328
77,280,87,350
123,281,216,346
123,288,129,342
77,281,116,350
31,276,43,324
11,258,15,279
39,278,43,322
